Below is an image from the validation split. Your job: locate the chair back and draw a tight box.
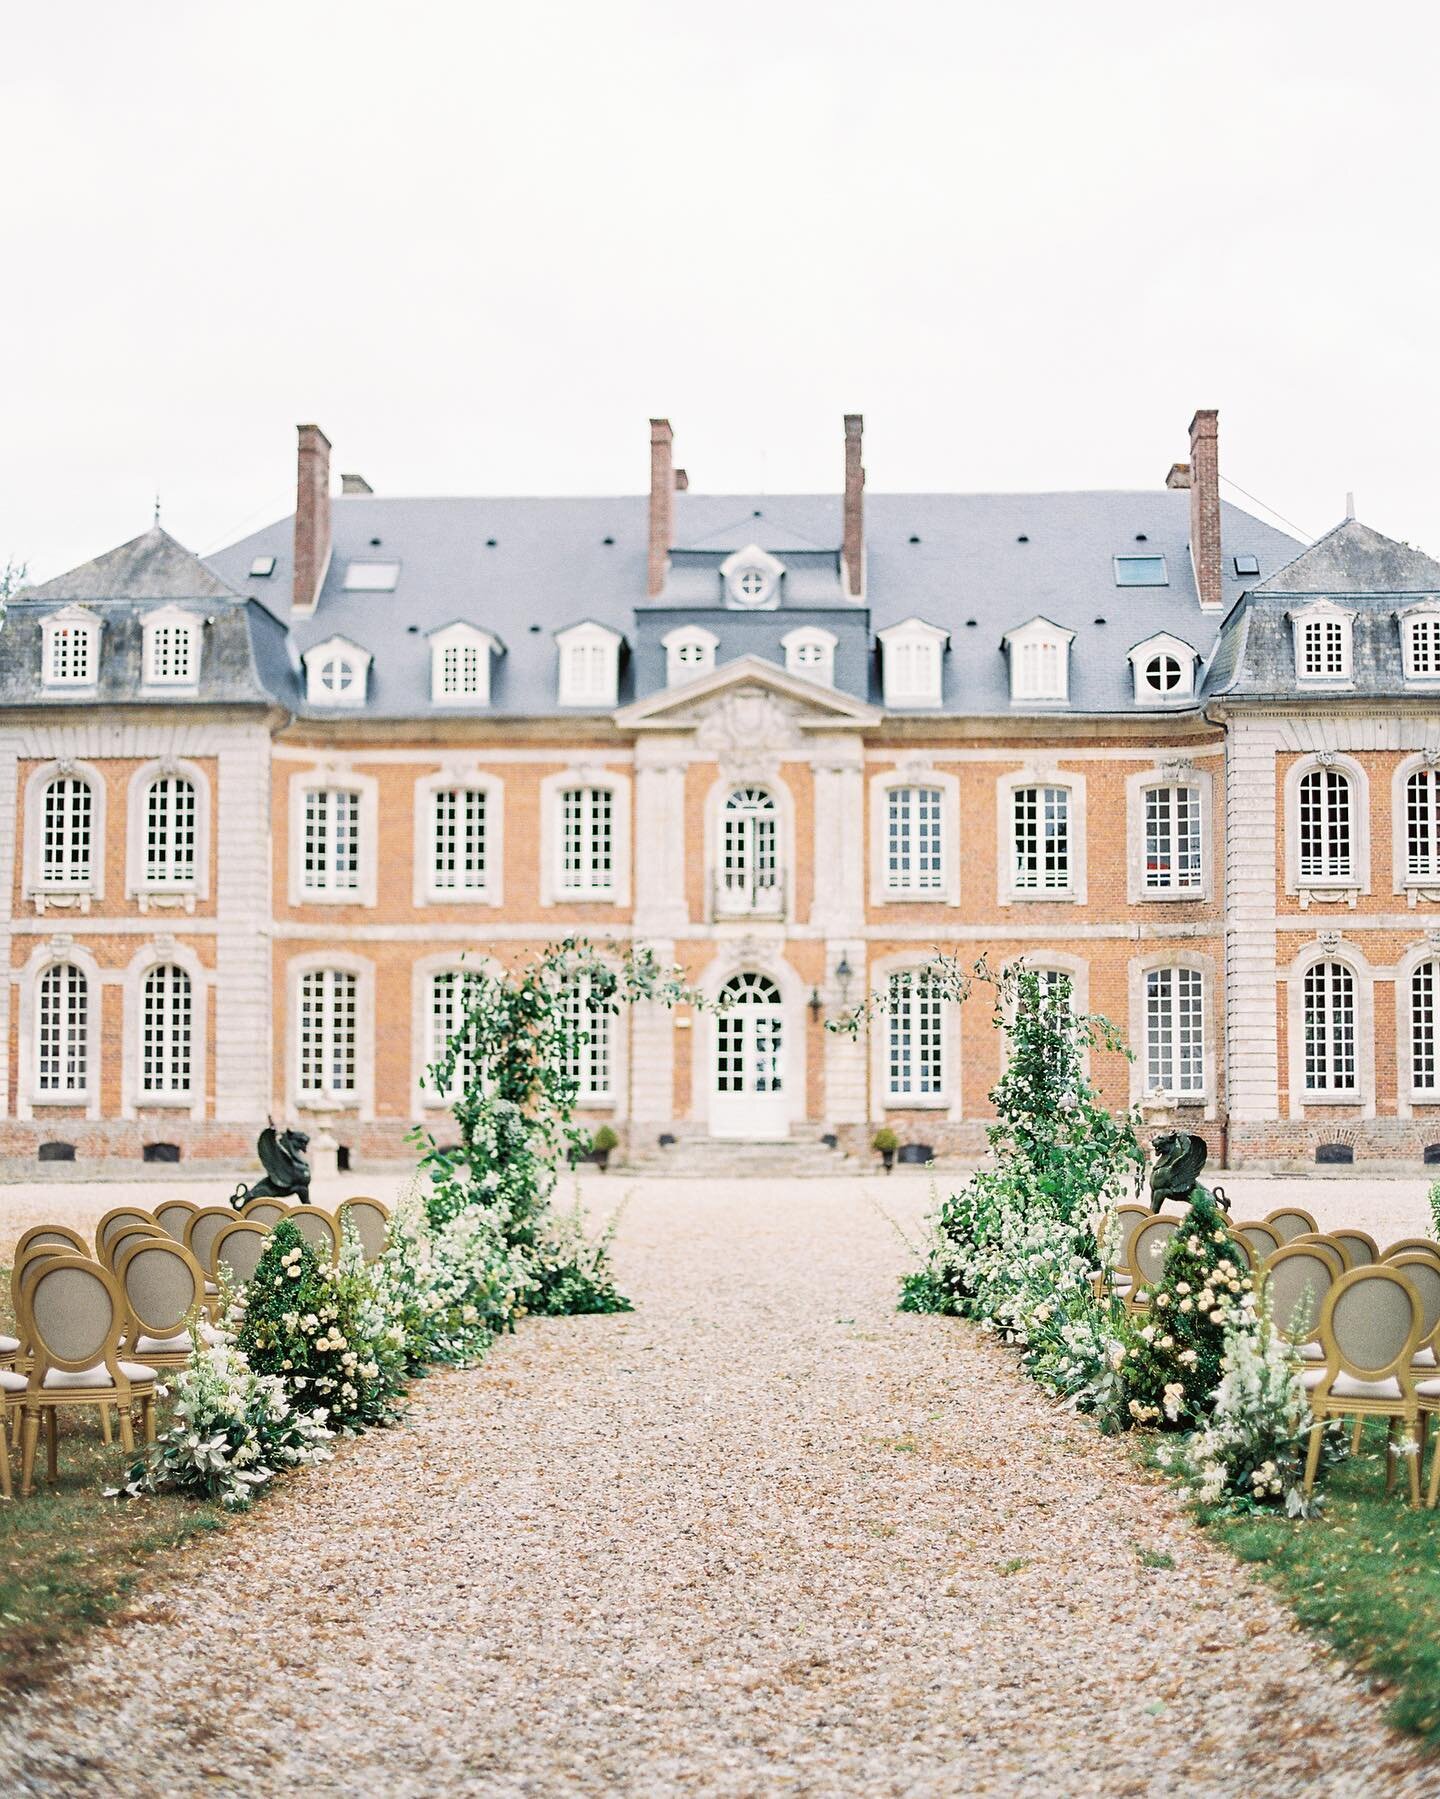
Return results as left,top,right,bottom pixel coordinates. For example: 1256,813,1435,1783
1265,1206,1318,1243
1333,1229,1379,1267
154,1199,200,1241
186,1206,238,1271
1291,1231,1356,1269
10,1242,77,1340
241,1198,290,1227
1226,1232,1256,1274
1128,1216,1179,1289
1234,1220,1281,1259
1320,1266,1423,1384
117,1239,204,1343
1264,1243,1343,1345
102,1222,167,1273
337,1197,390,1262
289,1207,340,1264
94,1207,157,1258
14,1224,89,1261
1389,1253,1440,1359
212,1221,270,1287
1383,1238,1440,1264
22,1255,127,1383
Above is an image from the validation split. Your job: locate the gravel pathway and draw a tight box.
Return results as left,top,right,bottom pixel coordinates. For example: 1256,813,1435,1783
0,1177,1433,1796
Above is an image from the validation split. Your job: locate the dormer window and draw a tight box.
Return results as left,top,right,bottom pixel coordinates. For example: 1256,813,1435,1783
1003,617,1074,704
1291,602,1354,685
304,636,371,707
1401,605,1440,685
781,626,837,687
142,606,200,689
556,621,622,707
1128,632,1198,705
428,622,502,705
41,607,99,688
878,618,947,708
662,625,717,686
720,544,783,610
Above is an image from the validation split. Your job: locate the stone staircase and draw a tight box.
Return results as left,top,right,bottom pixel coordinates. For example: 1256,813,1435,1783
620,1124,855,1178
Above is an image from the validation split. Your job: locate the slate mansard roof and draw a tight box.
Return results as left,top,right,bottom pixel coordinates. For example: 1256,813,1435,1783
1204,520,1440,701
203,488,1303,718
7,526,286,708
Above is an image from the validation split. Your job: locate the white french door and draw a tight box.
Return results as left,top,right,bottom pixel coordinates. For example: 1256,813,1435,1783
710,971,788,1139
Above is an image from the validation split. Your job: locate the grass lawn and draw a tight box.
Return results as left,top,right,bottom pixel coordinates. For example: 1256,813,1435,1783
0,1271,228,1691
1202,1421,1440,1747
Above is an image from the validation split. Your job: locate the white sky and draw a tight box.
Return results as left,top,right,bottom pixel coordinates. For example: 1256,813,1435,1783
3,0,1438,582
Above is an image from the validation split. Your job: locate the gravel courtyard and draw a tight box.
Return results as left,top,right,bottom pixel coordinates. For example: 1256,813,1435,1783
0,1173,1435,1796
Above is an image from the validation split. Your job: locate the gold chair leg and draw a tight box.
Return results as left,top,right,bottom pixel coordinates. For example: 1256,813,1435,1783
20,1409,39,1499
45,1410,58,1485
141,1393,155,1447
1350,1416,1364,1454
0,1411,11,1501
1428,1418,1440,1509
99,1403,112,1446
117,1400,135,1456
1407,1423,1423,1508
1386,1418,1399,1496
1303,1418,1325,1495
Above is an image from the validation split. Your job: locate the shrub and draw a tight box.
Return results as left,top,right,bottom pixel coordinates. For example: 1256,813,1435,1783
590,1124,619,1155
523,1195,632,1317
872,1128,899,1154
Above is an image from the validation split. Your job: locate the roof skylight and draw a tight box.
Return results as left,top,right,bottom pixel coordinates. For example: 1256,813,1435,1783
1114,555,1168,587
248,555,277,578
343,560,400,591
1233,554,1261,577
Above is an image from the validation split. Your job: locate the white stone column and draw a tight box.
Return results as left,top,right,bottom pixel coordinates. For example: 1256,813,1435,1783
633,734,689,938
1224,717,1281,1121
628,936,677,1124
811,735,868,1122
214,726,275,1121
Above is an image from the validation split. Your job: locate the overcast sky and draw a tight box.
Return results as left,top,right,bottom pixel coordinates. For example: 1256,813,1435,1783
3,1,1437,582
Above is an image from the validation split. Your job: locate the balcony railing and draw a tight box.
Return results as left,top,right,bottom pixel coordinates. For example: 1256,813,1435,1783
713,868,785,919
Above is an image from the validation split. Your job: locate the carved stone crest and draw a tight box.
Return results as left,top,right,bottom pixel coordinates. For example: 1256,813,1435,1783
1316,750,1338,769
1318,929,1342,952
1424,746,1440,770
697,687,800,782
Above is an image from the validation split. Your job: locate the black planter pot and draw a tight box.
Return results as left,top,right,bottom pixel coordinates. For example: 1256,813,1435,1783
879,1149,895,1173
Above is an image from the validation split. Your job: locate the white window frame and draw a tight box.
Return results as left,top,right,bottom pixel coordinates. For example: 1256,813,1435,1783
17,944,103,1118
1003,617,1075,705
702,776,795,924
141,605,201,689
1400,605,1440,687
868,767,959,905
1283,753,1369,900
1129,957,1212,1110
661,625,719,687
867,953,962,1119
1127,632,1198,706
538,769,632,906
24,761,107,905
878,617,947,709
1290,601,1355,687
287,952,375,1119
555,621,623,708
120,943,209,1120
997,769,1087,905
1125,767,1212,903
420,965,483,1108
288,770,379,907
781,626,837,687
558,973,617,1105
303,635,372,707
428,622,501,706
1396,944,1440,1111
413,770,503,907
41,606,100,690
720,544,784,610
125,760,211,903
1392,755,1440,899
1284,943,1375,1116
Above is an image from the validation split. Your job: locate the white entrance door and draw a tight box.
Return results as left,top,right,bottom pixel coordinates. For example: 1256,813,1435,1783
710,971,788,1139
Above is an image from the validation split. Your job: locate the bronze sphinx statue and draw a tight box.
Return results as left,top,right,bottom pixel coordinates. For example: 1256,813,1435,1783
230,1126,312,1211
1148,1129,1229,1214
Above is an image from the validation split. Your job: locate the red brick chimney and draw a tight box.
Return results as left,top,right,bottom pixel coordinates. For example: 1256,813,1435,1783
293,423,332,615
843,414,864,597
1188,410,1222,610
648,418,673,598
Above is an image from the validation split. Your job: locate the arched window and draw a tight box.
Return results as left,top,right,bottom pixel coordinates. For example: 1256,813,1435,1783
298,969,358,1097
144,776,198,886
1405,767,1440,882
886,971,945,1099
662,628,717,686
1303,961,1356,1093
1412,960,1440,1093
715,973,784,1095
559,976,613,1101
141,964,193,1096
426,969,481,1100
885,786,944,893
41,776,94,887
1297,767,1353,881
37,962,88,1094
430,788,488,894
719,788,779,912
1143,967,1205,1094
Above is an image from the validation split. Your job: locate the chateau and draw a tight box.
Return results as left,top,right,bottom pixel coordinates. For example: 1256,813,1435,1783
6,410,1440,1171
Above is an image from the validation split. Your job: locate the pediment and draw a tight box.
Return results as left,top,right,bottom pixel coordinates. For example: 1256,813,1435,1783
615,654,879,732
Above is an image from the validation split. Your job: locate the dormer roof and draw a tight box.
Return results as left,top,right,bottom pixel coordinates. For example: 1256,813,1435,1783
22,525,239,604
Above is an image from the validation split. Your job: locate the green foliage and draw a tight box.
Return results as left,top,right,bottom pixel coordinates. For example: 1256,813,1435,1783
590,1124,619,1154
872,1127,898,1153
1429,1179,1440,1243
1118,1188,1252,1428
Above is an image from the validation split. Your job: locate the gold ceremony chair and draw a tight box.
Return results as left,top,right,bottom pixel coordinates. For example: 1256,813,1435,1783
1302,1266,1425,1508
